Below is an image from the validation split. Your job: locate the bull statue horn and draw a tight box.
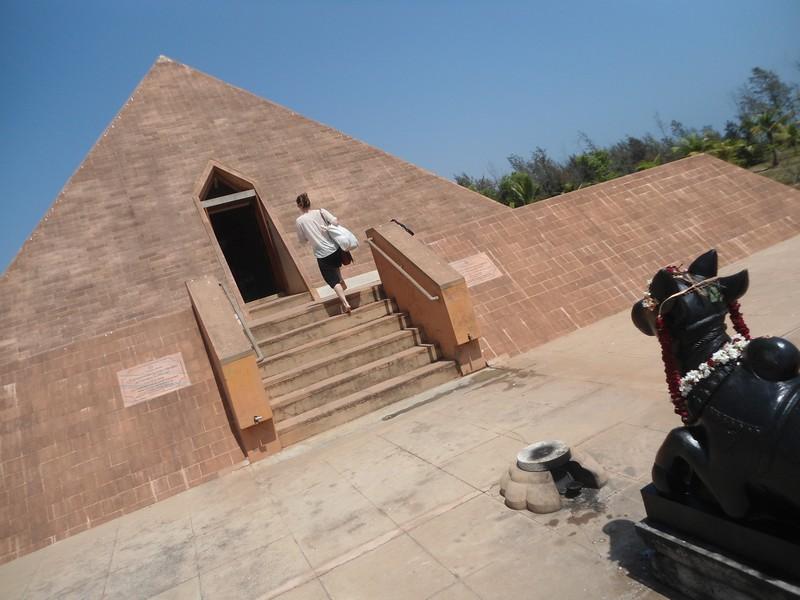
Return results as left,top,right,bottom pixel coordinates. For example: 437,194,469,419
719,270,749,303
688,249,718,278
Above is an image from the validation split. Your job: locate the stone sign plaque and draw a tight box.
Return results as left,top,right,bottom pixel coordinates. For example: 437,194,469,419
449,252,503,288
117,353,191,407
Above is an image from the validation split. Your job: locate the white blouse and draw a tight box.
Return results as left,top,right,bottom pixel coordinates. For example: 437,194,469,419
296,209,339,258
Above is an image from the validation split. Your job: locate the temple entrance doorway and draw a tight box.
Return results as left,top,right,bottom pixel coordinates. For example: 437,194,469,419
201,172,285,303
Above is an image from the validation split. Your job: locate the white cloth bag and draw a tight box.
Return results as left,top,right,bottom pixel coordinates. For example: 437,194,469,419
326,224,359,252
320,210,359,252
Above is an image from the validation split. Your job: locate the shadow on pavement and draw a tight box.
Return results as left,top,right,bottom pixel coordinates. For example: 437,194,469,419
603,518,690,600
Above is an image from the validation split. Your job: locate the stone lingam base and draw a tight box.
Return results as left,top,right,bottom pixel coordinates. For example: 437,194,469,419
499,441,607,513
636,484,800,600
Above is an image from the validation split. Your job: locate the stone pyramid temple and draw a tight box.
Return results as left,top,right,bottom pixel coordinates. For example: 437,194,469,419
2,56,799,564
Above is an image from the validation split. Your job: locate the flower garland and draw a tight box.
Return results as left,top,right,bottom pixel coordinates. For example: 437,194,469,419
677,335,749,397
728,301,751,341
646,265,753,424
655,315,689,422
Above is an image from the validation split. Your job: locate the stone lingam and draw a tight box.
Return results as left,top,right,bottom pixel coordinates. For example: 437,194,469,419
499,440,607,513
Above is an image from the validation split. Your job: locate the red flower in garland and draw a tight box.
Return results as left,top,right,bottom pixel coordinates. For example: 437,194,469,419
655,299,752,425
728,301,751,340
656,315,690,423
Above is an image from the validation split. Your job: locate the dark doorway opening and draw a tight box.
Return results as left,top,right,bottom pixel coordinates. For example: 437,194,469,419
205,175,239,200
209,201,279,302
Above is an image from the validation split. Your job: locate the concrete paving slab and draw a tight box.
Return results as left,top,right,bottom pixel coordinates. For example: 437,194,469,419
378,415,498,466
621,397,683,434
24,519,118,599
338,445,476,525
462,539,645,600
198,534,313,600
274,578,331,600
148,577,201,599
103,539,198,600
321,433,400,480
27,574,108,600
576,422,668,483
253,453,341,497
269,476,398,569
110,516,194,573
526,481,647,562
320,534,455,600
408,494,550,579
0,547,42,600
193,500,289,573
510,383,655,447
114,491,192,535
190,493,284,540
440,433,527,491
431,374,601,434
428,581,482,599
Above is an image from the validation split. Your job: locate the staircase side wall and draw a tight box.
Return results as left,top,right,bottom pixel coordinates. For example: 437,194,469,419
0,309,243,564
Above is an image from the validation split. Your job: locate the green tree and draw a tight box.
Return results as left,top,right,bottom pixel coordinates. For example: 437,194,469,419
498,171,536,207
567,148,618,185
735,67,798,166
508,147,566,199
737,67,797,122
454,173,500,200
749,109,787,166
454,63,800,204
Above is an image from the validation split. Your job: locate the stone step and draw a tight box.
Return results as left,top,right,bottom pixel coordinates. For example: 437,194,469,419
246,292,313,319
249,285,385,338
258,313,410,378
276,361,460,447
256,299,397,355
271,345,439,421
263,329,423,397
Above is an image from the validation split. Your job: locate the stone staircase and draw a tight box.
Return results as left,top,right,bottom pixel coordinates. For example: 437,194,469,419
245,285,460,446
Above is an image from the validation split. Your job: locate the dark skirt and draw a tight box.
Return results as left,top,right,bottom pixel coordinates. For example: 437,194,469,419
317,248,344,288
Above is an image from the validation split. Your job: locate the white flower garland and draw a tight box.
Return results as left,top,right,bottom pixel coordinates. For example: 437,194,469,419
678,335,749,397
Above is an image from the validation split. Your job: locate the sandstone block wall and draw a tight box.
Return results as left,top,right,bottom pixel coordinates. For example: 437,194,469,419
0,310,242,563
425,155,800,360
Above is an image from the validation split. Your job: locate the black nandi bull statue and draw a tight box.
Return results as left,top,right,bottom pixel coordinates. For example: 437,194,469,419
631,249,800,521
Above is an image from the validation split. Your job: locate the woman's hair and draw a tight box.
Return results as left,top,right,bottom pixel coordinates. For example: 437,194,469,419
296,192,311,209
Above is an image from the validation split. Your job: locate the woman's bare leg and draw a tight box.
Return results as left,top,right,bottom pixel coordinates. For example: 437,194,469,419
333,283,351,313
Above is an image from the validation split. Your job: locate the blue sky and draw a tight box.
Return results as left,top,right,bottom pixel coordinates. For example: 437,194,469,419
2,0,798,272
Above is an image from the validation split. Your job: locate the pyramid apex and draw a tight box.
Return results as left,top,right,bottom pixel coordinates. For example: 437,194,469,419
156,55,175,64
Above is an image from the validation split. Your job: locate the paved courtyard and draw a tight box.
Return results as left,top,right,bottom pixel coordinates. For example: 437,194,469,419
3,235,800,599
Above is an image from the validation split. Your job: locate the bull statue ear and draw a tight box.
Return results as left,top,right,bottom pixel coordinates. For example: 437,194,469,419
631,300,657,336
718,269,749,302
650,269,679,302
688,249,718,278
